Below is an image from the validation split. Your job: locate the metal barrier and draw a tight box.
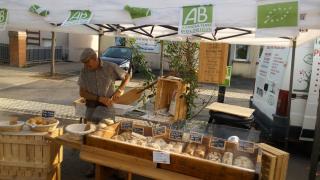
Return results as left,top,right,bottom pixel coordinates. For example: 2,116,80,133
0,43,9,64
26,46,68,64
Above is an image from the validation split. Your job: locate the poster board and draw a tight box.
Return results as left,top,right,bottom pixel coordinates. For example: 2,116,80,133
198,42,229,84
302,38,320,133
253,46,290,119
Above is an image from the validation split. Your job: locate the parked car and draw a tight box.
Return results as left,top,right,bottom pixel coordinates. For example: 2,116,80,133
100,46,133,73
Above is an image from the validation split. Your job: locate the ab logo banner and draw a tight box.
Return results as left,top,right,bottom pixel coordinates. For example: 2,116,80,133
179,5,213,35
0,9,8,31
257,1,298,29
62,10,93,26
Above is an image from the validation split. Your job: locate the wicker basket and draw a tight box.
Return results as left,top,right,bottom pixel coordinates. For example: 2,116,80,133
0,121,24,132
26,119,59,132
65,124,96,141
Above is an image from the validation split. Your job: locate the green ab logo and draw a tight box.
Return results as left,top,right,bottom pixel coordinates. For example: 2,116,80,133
183,5,212,25
69,10,91,22
0,9,8,23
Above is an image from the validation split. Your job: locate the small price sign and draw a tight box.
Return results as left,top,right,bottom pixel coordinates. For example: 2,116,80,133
210,137,226,150
42,110,55,118
238,140,255,153
189,132,203,144
169,130,183,141
62,10,93,26
153,151,170,164
120,121,133,130
152,126,166,137
133,125,144,135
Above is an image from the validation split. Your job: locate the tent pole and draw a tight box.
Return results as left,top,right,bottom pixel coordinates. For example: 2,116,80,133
98,28,103,57
286,37,297,148
50,31,56,76
309,89,320,180
160,40,164,76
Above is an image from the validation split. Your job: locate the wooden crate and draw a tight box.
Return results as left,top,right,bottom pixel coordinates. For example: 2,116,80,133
86,127,260,180
155,77,187,122
0,128,63,180
259,143,289,180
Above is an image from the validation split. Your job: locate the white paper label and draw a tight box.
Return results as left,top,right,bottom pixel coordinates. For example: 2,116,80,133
153,151,170,164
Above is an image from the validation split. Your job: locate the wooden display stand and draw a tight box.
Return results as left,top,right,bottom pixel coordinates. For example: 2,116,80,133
0,128,63,180
155,77,187,122
85,126,260,180
259,143,289,180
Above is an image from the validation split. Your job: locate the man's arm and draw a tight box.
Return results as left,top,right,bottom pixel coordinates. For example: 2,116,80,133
80,88,112,106
112,73,131,100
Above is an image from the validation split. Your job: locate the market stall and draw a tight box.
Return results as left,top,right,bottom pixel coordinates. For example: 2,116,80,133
2,0,320,179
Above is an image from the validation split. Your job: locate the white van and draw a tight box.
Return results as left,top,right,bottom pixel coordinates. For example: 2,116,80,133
251,37,320,142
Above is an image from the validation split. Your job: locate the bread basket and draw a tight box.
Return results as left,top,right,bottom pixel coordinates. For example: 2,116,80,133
0,121,24,132
26,118,59,132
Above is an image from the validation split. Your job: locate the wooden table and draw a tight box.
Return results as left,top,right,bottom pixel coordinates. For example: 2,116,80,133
80,145,200,180
53,134,199,180
206,102,255,118
51,133,82,150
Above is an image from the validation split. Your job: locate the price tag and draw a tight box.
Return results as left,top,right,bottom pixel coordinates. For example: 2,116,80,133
238,140,255,153
132,125,144,135
120,121,133,130
210,137,226,150
169,130,183,141
0,9,8,31
62,10,93,26
189,132,203,144
42,110,55,118
152,126,166,137
153,151,170,164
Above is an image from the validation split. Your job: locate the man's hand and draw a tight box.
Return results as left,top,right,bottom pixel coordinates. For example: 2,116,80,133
112,89,124,101
98,96,113,107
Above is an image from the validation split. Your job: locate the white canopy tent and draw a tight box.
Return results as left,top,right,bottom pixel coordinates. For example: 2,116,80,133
2,1,320,178
1,0,320,46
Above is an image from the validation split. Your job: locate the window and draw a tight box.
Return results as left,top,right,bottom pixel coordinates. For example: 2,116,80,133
234,44,249,61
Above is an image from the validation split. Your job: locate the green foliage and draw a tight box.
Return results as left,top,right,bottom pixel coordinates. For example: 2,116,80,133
126,38,155,107
164,39,199,118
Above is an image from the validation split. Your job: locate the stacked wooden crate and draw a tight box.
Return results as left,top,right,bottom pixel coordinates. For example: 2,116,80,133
259,143,289,180
155,77,187,122
0,128,63,180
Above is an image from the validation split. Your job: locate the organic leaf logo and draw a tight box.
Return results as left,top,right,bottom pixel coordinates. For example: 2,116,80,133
257,1,298,29
264,6,292,24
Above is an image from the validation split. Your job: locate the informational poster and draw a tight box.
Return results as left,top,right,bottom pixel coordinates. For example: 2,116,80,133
179,5,214,35
257,1,298,29
115,37,126,46
0,9,8,31
253,46,290,119
302,38,320,133
198,42,229,84
135,38,160,53
62,10,93,26
292,41,314,95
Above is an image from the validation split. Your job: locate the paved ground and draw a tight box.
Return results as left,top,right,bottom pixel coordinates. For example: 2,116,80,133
0,62,315,180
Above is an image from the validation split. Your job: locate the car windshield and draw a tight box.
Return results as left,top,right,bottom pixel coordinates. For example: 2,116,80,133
102,47,132,60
